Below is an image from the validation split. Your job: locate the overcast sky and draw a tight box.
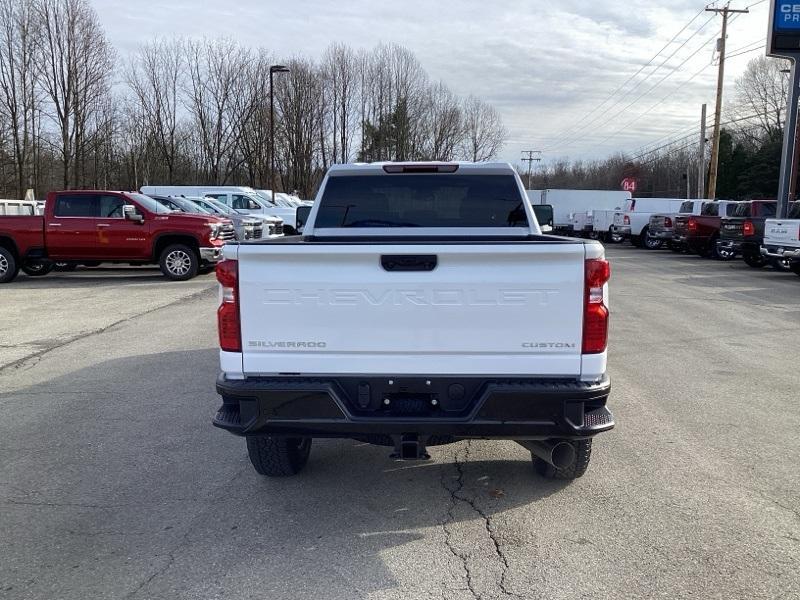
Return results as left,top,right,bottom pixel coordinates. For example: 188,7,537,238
94,0,771,167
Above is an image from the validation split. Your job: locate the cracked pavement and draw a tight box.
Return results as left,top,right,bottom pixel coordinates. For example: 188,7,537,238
1,249,800,599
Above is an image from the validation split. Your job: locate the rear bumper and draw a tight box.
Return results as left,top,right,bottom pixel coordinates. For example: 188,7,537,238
213,374,613,440
761,245,800,259
612,225,630,236
650,229,673,240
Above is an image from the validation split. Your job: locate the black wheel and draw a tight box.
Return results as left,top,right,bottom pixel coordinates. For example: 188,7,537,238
246,436,312,477
743,252,767,268
790,262,800,276
283,226,296,236
0,246,19,283
55,262,78,272
533,439,592,480
713,238,735,261
643,228,663,250
21,260,54,277
159,244,199,281
772,258,792,272
608,229,624,244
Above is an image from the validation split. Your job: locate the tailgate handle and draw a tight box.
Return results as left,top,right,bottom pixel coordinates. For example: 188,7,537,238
381,254,437,272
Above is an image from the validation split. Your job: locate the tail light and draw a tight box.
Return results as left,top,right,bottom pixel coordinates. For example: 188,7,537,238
664,216,672,228
216,259,241,352
743,220,755,236
687,218,697,233
623,215,630,225
583,258,611,354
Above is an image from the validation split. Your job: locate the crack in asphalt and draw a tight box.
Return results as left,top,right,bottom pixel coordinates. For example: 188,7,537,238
439,442,520,600
0,285,215,375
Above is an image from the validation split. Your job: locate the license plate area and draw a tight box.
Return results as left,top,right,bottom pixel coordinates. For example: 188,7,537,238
337,377,483,417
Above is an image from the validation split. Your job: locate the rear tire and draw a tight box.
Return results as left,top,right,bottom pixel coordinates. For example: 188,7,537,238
790,262,800,276
533,438,592,480
246,436,312,477
159,244,199,281
0,247,19,283
743,252,767,268
21,260,54,277
643,228,663,250
713,237,735,260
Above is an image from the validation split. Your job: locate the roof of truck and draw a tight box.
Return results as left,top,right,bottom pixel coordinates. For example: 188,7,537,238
327,162,515,175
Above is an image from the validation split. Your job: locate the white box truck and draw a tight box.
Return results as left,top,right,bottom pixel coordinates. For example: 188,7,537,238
532,190,631,234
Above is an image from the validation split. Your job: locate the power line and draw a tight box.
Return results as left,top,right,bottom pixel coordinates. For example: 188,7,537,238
539,7,710,150
547,13,717,152
556,23,725,154
520,150,542,188
727,45,765,59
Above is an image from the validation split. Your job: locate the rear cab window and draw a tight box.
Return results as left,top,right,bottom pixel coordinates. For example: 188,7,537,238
54,194,99,217
755,202,776,217
679,201,695,213
733,203,752,217
314,174,528,228
701,203,719,216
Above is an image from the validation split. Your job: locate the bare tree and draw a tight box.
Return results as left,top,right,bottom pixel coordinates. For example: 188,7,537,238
35,0,114,188
275,58,324,197
125,38,184,184
0,0,40,197
460,95,506,162
731,56,792,141
185,38,254,184
321,43,359,164
421,81,463,161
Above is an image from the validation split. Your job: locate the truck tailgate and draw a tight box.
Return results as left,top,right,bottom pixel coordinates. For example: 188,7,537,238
236,242,586,376
764,219,800,245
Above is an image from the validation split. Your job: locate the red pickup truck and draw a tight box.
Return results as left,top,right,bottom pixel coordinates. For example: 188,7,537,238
0,190,234,283
671,200,741,258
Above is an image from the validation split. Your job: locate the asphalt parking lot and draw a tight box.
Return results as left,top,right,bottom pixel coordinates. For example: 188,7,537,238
1,248,799,600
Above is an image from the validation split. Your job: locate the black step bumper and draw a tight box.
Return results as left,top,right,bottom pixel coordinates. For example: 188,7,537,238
214,374,613,440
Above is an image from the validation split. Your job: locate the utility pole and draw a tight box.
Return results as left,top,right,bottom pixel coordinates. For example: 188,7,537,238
697,103,707,199
705,3,749,200
520,150,542,189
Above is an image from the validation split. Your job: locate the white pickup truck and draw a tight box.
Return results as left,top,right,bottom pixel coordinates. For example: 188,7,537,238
761,203,800,276
212,162,614,480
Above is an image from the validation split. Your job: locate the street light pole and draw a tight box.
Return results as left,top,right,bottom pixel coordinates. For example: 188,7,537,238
269,65,290,205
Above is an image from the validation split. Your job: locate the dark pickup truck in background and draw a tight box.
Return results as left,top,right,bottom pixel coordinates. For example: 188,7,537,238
718,200,791,269
672,200,740,259
0,190,233,283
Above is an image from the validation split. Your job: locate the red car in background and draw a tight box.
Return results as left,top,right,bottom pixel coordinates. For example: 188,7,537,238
0,190,234,283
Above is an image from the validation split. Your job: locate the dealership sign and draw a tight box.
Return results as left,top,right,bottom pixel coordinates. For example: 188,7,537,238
769,0,800,55
621,178,637,193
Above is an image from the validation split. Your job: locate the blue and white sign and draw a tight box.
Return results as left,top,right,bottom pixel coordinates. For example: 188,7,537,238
775,1,800,30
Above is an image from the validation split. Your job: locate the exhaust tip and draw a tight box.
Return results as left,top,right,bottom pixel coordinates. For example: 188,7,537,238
551,442,577,470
